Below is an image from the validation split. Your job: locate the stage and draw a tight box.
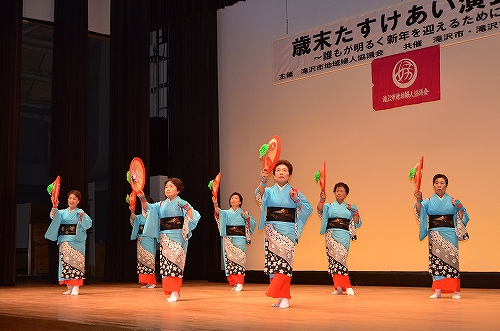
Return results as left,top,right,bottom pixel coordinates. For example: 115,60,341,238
0,279,498,330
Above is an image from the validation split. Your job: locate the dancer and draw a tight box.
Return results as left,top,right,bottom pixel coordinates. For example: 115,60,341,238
45,190,92,295
255,160,312,308
129,195,157,289
213,192,257,292
138,178,200,302
317,182,362,295
414,173,470,299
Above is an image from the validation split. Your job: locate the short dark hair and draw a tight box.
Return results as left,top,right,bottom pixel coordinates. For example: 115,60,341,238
165,178,184,194
433,174,448,185
333,182,350,195
229,192,243,207
67,190,82,207
273,159,293,175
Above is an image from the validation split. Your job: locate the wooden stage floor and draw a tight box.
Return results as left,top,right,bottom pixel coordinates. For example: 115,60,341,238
0,279,499,330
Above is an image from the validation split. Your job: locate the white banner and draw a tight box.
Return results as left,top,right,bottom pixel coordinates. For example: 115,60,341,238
273,0,500,84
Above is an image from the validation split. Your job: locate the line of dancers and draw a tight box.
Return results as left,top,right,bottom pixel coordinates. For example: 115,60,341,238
45,159,469,307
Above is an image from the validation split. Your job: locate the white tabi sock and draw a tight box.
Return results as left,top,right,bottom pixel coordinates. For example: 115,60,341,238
167,291,180,302
430,289,441,299
63,286,73,295
70,286,79,296
271,298,283,308
331,286,343,295
279,298,290,309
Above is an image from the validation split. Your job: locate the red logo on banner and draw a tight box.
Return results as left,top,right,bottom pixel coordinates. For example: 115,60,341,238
372,45,440,111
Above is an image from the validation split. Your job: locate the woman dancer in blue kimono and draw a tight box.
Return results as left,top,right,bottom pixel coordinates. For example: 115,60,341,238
317,182,361,295
414,173,470,299
45,190,92,296
213,192,257,292
129,195,157,289
255,159,312,309
138,178,200,302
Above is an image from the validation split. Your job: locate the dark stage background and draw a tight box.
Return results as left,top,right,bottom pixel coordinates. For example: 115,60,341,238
0,0,242,286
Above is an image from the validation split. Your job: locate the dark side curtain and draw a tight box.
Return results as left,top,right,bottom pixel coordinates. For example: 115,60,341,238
104,0,151,282
0,0,22,287
48,0,89,283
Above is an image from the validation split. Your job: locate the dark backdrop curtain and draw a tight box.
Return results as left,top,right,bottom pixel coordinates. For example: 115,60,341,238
0,0,22,287
147,0,244,280
104,0,151,282
150,0,244,31
165,11,221,280
48,0,90,283
104,0,242,282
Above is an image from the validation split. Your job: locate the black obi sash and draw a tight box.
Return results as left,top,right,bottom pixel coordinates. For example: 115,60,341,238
160,216,183,230
59,224,77,236
266,207,296,223
428,214,455,228
226,225,245,236
327,218,350,230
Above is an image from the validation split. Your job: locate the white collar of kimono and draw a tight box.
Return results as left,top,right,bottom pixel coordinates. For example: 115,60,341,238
434,193,447,201
276,183,290,191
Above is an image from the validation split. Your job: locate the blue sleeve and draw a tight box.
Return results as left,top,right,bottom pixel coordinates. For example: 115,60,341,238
249,215,257,235
257,187,270,231
184,203,201,240
319,204,329,235
143,202,160,238
418,200,429,241
296,191,312,240
45,209,62,241
219,210,228,236
75,210,92,241
130,214,143,240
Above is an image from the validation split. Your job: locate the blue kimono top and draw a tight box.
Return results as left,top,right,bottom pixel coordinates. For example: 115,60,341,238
219,207,257,237
45,207,92,245
417,193,469,242
142,196,200,252
256,183,312,243
320,201,362,249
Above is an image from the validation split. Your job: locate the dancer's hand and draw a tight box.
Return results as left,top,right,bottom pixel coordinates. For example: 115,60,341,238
290,188,299,203
414,190,423,202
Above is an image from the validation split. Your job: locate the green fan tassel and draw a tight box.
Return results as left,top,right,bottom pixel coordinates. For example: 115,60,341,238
47,183,54,195
408,167,416,181
125,195,130,204
208,180,214,190
126,171,131,183
259,144,269,157
314,170,320,183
